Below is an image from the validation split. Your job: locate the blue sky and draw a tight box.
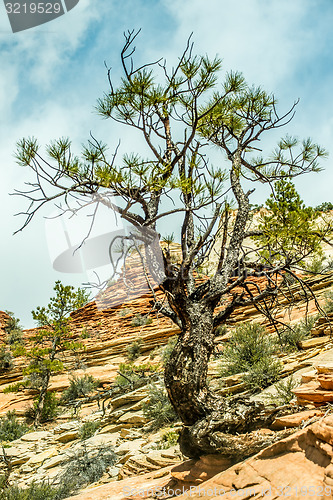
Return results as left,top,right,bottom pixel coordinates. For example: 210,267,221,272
1,0,333,327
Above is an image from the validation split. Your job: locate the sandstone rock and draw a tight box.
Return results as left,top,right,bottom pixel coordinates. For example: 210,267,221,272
316,363,333,374
118,410,149,425
299,336,330,349
318,374,333,390
171,455,231,486
293,381,333,404
53,421,80,434
55,430,79,443
271,409,323,430
175,415,333,499
25,447,58,466
115,438,146,456
110,387,148,410
302,370,317,383
20,431,51,442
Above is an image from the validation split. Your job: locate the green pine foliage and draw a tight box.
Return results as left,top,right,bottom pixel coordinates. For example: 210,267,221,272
60,375,99,403
219,322,282,390
126,339,143,361
142,384,178,429
0,411,29,442
25,392,59,423
0,346,13,372
79,421,100,440
7,281,89,426
254,178,322,265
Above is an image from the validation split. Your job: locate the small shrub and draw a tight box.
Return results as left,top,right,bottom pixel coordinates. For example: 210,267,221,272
305,255,326,274
0,411,29,442
324,290,333,313
118,307,132,317
131,314,152,327
115,363,158,387
4,312,24,348
26,392,58,423
80,328,90,339
155,428,180,449
61,375,98,403
315,201,333,212
0,347,13,372
58,444,117,493
215,324,228,336
280,317,316,351
243,357,282,391
266,376,298,405
79,421,100,440
0,480,70,500
126,339,143,361
219,322,277,376
142,384,177,429
162,337,177,366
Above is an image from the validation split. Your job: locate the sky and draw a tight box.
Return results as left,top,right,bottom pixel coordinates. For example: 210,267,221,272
1,0,333,327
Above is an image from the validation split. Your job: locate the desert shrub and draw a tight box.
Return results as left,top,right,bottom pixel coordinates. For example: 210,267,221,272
155,428,180,449
323,290,333,313
131,314,152,327
118,307,132,317
0,411,29,442
305,255,326,274
80,328,90,339
162,336,177,366
243,357,282,391
79,421,100,440
115,363,159,387
315,201,333,212
126,339,143,361
215,324,228,336
58,444,117,493
142,384,177,429
219,322,277,376
0,347,13,372
25,392,58,423
280,317,316,351
60,375,98,403
0,480,70,500
266,376,298,405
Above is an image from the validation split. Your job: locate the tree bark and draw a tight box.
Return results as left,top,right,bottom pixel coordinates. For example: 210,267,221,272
164,304,220,426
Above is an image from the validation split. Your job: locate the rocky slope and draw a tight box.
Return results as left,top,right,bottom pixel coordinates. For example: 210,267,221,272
1,259,333,498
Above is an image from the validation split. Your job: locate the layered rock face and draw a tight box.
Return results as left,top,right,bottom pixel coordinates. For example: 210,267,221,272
2,249,333,498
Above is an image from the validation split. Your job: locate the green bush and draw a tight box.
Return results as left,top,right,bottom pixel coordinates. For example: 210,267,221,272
61,375,98,403
80,328,90,339
58,444,117,493
266,376,298,405
0,411,29,442
79,421,100,440
280,317,316,351
26,392,58,423
315,201,333,212
220,322,277,376
115,363,158,387
161,337,177,366
305,255,326,274
0,479,70,500
142,384,178,429
0,347,13,372
126,340,142,361
324,290,333,313
118,307,132,317
131,314,152,327
243,357,282,391
156,428,180,449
